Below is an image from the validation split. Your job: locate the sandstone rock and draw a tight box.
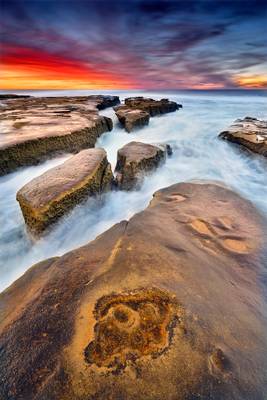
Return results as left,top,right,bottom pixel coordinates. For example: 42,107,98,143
114,105,150,132
115,141,167,189
124,96,181,116
1,182,266,400
16,148,113,235
0,95,118,175
219,116,267,157
114,97,181,132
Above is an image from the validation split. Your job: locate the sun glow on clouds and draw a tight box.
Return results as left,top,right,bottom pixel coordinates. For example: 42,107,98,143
1,0,267,90
0,45,135,89
234,74,267,89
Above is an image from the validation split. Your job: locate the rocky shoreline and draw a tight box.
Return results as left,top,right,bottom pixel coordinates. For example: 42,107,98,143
0,95,119,175
0,93,267,400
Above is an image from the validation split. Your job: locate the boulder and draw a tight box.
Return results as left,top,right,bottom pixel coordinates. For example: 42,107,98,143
115,141,168,189
1,182,266,400
219,116,267,157
16,148,113,235
124,96,181,116
114,105,150,132
0,95,118,175
114,97,181,132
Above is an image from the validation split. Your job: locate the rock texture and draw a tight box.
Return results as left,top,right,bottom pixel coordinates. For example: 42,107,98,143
16,148,113,235
114,105,150,133
114,97,181,132
219,117,267,157
125,97,181,116
0,95,119,175
1,182,267,400
115,141,167,189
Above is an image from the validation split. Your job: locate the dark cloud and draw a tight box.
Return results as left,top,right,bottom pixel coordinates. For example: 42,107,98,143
1,0,267,88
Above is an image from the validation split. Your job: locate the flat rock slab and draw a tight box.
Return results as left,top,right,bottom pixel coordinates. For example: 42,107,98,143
114,97,181,132
1,182,267,399
115,141,167,189
219,116,267,157
0,95,119,175
16,148,113,235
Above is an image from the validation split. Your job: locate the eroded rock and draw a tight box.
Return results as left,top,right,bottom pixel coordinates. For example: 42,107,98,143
114,97,181,132
114,105,150,133
115,141,168,189
125,96,181,116
0,95,119,175
1,182,267,399
219,116,267,157
16,148,113,235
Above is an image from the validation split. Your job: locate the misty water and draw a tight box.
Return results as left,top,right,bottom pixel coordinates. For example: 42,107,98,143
0,90,266,292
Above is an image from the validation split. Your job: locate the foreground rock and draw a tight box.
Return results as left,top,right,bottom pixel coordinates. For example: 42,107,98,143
16,148,113,235
114,105,150,132
0,95,119,175
1,182,267,400
114,97,181,132
219,117,267,157
115,141,168,189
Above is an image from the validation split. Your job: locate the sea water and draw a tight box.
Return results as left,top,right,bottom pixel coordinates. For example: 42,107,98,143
0,89,266,291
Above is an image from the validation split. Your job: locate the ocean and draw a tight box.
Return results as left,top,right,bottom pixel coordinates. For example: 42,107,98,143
0,89,266,291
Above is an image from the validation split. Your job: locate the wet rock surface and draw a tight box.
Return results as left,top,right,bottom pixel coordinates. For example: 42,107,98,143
16,148,113,235
1,182,266,400
115,141,167,189
0,95,119,175
124,96,181,116
219,116,267,157
114,105,150,132
114,97,181,132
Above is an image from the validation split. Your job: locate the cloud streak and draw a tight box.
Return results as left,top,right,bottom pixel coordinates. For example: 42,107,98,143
1,0,267,89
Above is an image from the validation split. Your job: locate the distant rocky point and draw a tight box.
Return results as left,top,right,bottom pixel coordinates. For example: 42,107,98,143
219,116,267,157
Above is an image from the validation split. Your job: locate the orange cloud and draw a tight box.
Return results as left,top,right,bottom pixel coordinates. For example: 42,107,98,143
233,74,267,89
0,45,135,89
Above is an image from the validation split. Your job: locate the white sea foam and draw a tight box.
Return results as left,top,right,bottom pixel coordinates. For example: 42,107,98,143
0,90,266,291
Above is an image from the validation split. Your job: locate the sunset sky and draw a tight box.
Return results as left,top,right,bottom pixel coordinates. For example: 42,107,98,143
1,0,267,90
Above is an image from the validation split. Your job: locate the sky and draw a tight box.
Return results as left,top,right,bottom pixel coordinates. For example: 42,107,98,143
1,0,267,90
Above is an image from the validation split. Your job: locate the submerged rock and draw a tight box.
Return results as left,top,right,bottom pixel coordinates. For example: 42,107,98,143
114,105,150,132
114,97,181,132
16,148,113,235
1,182,266,400
219,116,267,157
0,95,118,175
115,141,168,189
